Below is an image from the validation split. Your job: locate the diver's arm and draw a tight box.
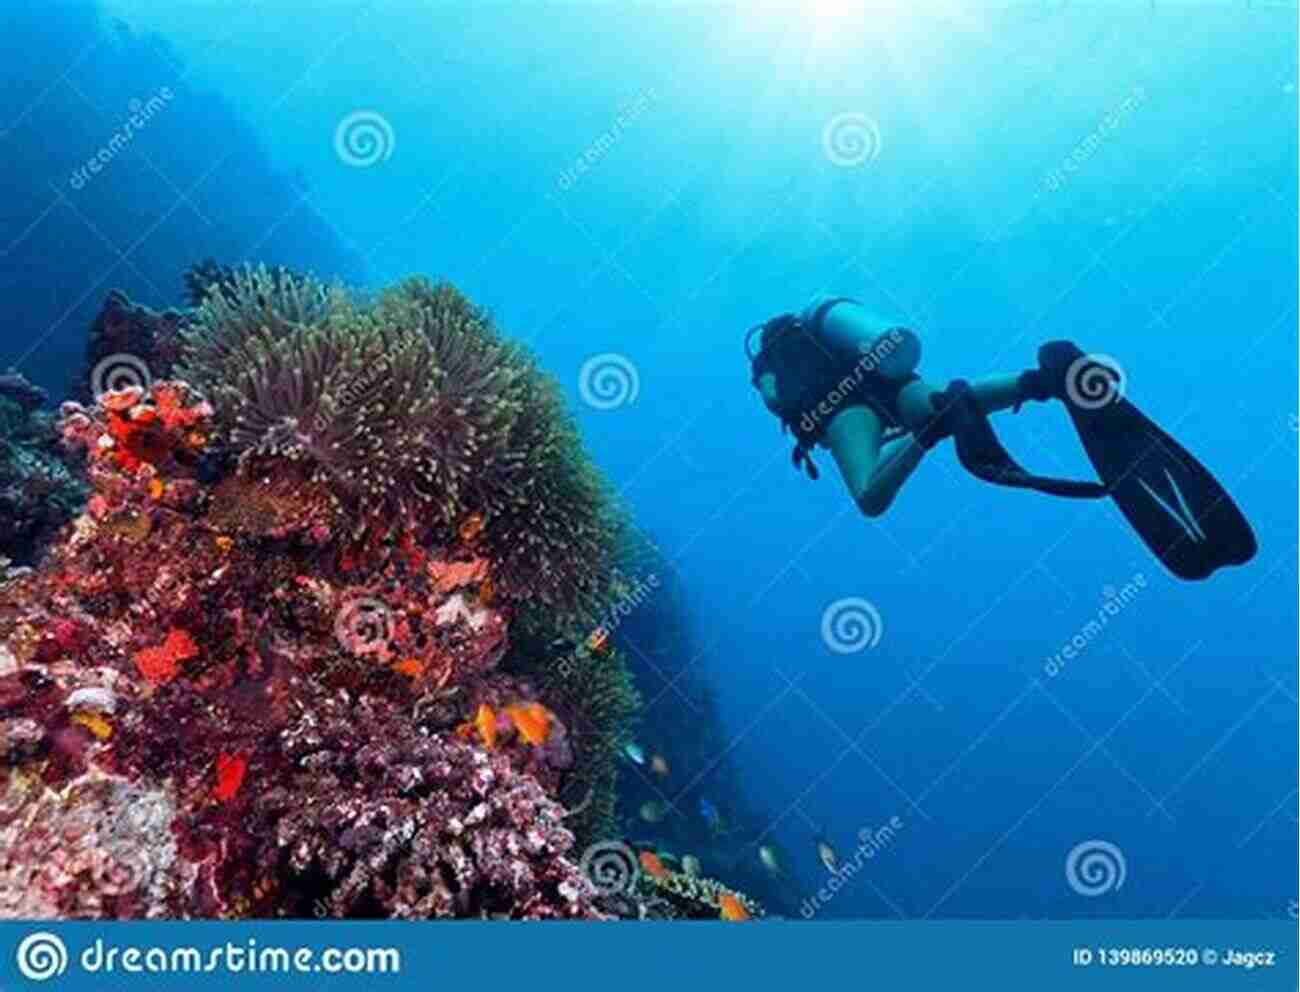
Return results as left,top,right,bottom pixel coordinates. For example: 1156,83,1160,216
857,435,927,517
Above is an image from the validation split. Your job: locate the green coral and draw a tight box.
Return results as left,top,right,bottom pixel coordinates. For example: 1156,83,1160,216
176,266,621,610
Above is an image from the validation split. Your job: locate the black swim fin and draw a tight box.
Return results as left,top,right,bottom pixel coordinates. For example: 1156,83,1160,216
930,380,1108,499
1036,341,1257,581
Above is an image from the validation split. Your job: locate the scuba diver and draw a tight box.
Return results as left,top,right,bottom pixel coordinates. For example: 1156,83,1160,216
746,296,1256,581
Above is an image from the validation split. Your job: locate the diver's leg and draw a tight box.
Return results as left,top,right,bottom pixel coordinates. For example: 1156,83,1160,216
898,374,1032,420
825,405,926,518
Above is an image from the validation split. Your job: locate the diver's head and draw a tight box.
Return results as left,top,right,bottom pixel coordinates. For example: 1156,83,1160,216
745,312,801,384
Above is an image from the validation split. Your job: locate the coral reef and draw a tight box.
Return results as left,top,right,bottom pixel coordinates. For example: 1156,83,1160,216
0,372,87,565
0,379,608,919
0,267,781,923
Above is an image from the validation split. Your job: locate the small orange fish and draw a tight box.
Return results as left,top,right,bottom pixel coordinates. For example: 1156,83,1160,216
187,431,207,449
215,535,234,554
473,703,497,749
477,577,496,606
458,513,485,542
504,702,552,745
147,477,165,501
639,851,669,880
213,752,247,802
718,892,750,921
587,627,611,655
393,657,424,679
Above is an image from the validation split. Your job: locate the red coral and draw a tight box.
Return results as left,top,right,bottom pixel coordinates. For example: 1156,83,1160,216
133,628,199,683
213,752,247,802
427,557,490,594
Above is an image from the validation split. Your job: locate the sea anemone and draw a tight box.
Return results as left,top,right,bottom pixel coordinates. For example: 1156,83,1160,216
176,266,622,610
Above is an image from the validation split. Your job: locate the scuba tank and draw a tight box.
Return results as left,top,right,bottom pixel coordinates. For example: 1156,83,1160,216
745,300,919,477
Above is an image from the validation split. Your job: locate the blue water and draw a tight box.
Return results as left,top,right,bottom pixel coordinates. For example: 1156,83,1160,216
4,1,1296,920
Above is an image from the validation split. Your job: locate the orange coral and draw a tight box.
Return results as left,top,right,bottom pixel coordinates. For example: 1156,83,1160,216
504,702,552,745
213,752,247,801
133,628,199,683
393,657,424,679
427,558,490,594
152,383,206,431
71,712,113,740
